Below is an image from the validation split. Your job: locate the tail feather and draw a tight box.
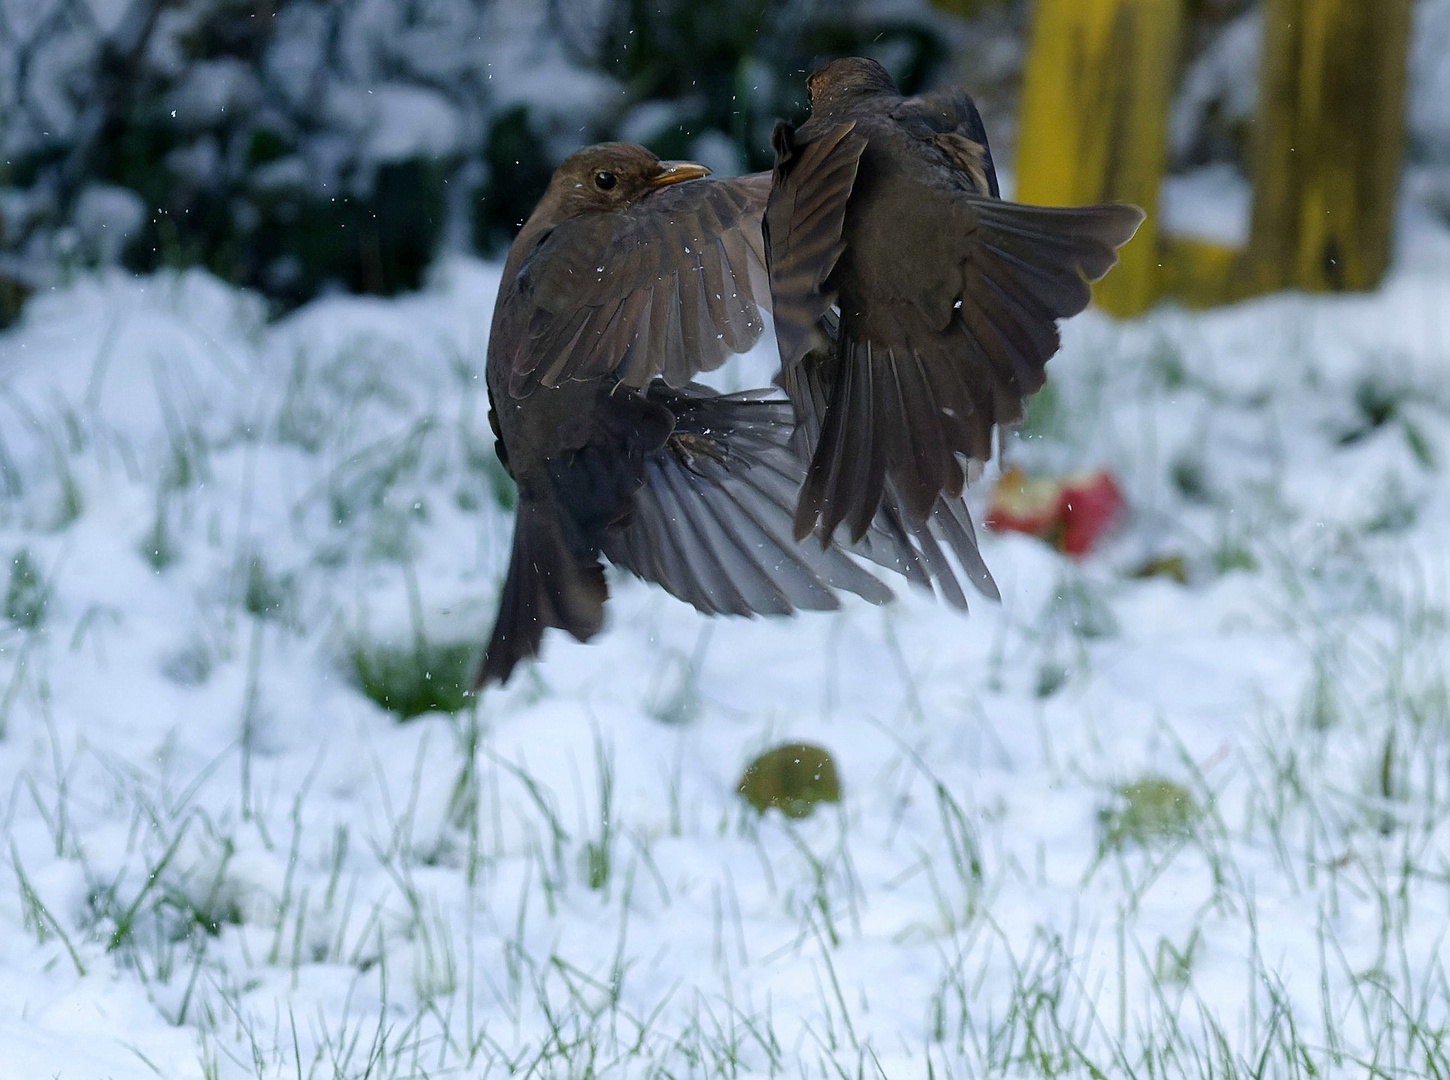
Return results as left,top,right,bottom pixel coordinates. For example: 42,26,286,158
477,387,674,689
779,337,999,608
475,495,608,689
793,193,1143,540
847,479,1000,611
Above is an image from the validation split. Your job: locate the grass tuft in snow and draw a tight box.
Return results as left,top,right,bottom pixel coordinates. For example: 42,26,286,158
1344,373,1407,440
473,437,517,512
10,844,87,976
139,496,178,572
1212,539,1259,575
1019,379,1063,441
241,554,295,622
1099,776,1201,851
1170,453,1211,503
349,636,476,718
581,730,617,891
5,548,48,629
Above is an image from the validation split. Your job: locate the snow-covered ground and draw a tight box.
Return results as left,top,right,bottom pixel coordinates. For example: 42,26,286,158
2,176,1450,1077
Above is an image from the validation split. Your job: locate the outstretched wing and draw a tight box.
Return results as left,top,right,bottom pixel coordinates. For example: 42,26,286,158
763,120,867,373
499,174,772,398
602,382,894,617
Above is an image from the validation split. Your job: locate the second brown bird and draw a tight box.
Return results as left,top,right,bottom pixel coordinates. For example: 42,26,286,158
766,57,1146,545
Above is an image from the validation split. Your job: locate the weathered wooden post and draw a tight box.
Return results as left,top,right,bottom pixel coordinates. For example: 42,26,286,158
1015,0,1181,317
1243,0,1413,294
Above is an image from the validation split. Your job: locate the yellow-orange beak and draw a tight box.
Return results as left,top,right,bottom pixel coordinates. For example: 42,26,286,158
648,160,711,188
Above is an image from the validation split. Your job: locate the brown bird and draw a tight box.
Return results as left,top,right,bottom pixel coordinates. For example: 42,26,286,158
477,142,902,687
765,57,1146,546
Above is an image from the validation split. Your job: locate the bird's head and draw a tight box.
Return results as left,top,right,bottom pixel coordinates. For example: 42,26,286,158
806,57,899,111
541,143,711,220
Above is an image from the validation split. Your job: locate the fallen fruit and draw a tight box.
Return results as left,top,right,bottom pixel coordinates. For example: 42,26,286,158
983,466,1061,539
1058,470,1126,557
986,467,1125,557
737,743,840,819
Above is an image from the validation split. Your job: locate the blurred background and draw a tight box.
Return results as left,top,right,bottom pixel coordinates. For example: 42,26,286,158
2,0,1447,327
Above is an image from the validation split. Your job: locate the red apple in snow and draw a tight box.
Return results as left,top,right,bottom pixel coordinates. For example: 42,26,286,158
1056,470,1125,557
985,466,1125,557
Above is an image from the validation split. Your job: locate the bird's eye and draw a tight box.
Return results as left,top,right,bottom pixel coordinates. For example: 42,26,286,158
594,171,617,191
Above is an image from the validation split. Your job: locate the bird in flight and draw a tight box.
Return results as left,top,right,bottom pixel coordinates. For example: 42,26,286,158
476,143,898,687
765,56,1145,546
476,58,1144,687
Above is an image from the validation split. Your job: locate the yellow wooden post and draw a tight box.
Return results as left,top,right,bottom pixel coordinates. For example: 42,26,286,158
1015,0,1181,317
1244,0,1413,294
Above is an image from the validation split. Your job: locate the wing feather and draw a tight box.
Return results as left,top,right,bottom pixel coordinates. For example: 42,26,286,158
503,174,773,397
800,174,1142,534
602,383,895,617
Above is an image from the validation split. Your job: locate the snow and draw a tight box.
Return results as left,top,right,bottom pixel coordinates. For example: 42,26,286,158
71,184,147,265
1411,0,1450,161
1158,162,1254,246
1169,10,1261,167
1162,0,1450,247
166,58,262,130
1,177,1448,1076
1169,0,1450,168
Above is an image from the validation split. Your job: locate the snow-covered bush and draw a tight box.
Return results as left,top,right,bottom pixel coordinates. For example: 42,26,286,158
0,0,950,322
0,0,613,315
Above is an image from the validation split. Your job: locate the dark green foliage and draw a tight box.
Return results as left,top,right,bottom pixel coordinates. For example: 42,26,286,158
474,107,560,253
1213,543,1258,575
118,144,447,309
1404,420,1436,470
242,556,294,621
483,452,518,512
1035,662,1068,699
3,0,949,319
587,0,947,172
350,638,476,719
0,274,32,331
140,503,178,572
471,2,950,254
5,0,450,315
1337,377,1436,473
5,549,47,629
737,742,841,818
1170,455,1210,502
929,0,1010,14
1353,377,1401,432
